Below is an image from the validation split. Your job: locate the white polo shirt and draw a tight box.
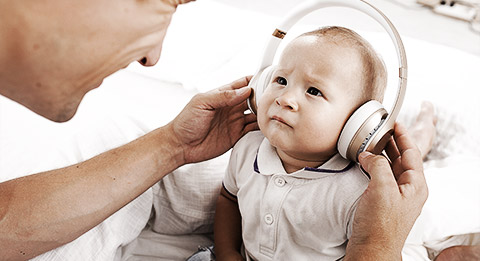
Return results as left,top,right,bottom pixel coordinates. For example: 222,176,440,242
223,131,370,261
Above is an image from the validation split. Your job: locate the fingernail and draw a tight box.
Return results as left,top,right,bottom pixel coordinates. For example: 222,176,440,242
358,151,371,161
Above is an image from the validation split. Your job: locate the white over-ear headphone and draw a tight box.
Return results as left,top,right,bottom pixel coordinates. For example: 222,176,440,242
247,0,407,162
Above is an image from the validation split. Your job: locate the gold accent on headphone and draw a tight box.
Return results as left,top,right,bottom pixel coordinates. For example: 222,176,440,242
272,29,287,39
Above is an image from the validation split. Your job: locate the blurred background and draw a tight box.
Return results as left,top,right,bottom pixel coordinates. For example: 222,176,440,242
223,0,480,56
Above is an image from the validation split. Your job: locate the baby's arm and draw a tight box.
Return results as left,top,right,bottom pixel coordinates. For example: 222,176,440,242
214,186,244,261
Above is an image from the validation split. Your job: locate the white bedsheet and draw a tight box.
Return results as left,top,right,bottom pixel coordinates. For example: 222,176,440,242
1,0,479,260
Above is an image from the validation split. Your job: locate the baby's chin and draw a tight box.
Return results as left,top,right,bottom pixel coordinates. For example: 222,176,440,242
263,129,290,146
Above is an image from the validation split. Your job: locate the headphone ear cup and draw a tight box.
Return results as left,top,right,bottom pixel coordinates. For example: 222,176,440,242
338,100,388,162
247,66,275,115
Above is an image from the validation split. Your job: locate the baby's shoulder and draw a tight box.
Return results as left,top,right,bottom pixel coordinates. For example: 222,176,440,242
233,130,265,151
346,164,370,184
340,163,370,197
229,131,264,164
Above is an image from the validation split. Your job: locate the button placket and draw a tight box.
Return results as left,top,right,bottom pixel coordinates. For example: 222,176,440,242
258,174,292,255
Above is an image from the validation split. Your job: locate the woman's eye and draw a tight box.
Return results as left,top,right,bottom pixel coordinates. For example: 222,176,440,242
306,87,323,97
275,77,287,86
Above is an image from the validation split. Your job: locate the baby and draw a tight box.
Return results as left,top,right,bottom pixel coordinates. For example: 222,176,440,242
211,26,434,261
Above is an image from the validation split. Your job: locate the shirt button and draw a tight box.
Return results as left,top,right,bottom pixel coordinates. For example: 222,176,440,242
275,177,286,187
264,214,274,225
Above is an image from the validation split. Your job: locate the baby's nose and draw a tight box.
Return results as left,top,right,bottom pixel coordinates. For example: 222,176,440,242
276,91,298,111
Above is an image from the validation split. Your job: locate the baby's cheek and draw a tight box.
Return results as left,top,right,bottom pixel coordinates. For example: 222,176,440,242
301,122,339,147
256,106,269,129
256,113,267,133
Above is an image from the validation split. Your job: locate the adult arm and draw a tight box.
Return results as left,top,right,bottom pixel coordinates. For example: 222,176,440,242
214,187,244,261
344,123,428,260
0,77,257,260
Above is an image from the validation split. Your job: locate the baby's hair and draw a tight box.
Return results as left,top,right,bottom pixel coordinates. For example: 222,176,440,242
302,26,387,105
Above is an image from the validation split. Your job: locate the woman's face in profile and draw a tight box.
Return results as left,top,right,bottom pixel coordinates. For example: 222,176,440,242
1,0,191,122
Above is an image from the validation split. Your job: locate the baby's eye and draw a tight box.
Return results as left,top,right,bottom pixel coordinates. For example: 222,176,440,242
275,77,287,86
306,87,323,97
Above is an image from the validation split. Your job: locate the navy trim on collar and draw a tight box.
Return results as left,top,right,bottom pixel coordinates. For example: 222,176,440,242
253,154,355,174
304,161,355,173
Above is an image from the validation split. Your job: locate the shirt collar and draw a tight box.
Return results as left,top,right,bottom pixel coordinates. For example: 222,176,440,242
254,137,354,179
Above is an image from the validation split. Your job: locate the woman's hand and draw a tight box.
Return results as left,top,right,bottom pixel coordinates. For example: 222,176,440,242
345,123,428,260
169,76,258,165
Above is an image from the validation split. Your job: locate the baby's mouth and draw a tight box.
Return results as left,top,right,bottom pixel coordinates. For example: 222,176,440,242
271,116,292,128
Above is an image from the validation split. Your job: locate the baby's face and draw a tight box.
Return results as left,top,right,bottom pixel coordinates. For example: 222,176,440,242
257,35,364,163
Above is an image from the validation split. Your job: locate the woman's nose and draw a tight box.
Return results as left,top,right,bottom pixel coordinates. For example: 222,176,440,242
275,89,299,111
138,44,163,67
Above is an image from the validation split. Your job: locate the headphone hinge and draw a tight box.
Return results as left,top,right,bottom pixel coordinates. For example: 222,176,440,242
272,29,287,39
399,67,408,79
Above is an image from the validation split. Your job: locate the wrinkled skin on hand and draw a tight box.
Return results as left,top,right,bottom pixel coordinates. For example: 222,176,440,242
170,76,259,164
345,123,428,260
